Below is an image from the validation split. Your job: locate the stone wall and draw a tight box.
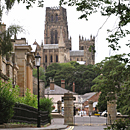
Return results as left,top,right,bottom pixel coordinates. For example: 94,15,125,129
33,77,45,98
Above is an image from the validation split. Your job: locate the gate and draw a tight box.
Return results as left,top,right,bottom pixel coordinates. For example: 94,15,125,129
73,102,106,126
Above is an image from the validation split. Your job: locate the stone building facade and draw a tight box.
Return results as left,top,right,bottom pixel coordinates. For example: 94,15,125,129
0,24,36,96
35,6,95,69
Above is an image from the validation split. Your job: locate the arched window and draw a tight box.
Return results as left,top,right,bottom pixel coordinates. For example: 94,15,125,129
51,15,53,22
81,46,84,50
55,30,58,44
45,55,47,63
51,30,53,44
56,55,58,62
50,55,53,62
55,14,58,22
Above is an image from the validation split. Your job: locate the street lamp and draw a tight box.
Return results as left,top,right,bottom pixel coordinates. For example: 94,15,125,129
35,53,41,127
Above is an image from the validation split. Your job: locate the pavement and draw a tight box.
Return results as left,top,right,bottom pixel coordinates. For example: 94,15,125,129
0,115,107,130
0,118,67,130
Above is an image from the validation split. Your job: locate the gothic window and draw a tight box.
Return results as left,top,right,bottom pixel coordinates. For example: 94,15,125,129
56,55,58,62
45,55,47,63
51,15,53,22
55,14,58,22
55,30,58,44
51,30,53,44
81,46,84,50
50,55,53,62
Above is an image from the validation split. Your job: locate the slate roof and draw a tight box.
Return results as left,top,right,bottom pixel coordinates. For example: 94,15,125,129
45,84,78,95
43,44,59,49
81,92,97,103
70,50,84,56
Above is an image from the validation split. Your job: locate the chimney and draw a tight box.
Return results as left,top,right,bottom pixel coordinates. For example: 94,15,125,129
61,79,65,89
73,82,75,92
50,78,54,90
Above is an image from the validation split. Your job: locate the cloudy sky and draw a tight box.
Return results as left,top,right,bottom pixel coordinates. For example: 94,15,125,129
2,0,130,63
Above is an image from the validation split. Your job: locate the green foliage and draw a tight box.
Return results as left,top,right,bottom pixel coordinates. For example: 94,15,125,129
39,97,53,120
104,119,130,130
45,62,99,94
97,92,107,112
0,24,25,56
60,0,130,52
33,67,46,82
92,54,130,116
19,88,37,108
0,80,19,124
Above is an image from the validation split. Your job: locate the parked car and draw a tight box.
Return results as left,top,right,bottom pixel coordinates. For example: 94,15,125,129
52,109,58,112
78,110,86,116
101,110,121,117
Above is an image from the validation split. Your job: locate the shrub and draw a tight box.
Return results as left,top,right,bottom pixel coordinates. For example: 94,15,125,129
104,119,130,130
19,88,37,108
0,80,19,124
40,97,53,121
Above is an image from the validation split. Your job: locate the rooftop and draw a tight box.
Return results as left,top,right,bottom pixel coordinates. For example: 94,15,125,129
70,50,84,56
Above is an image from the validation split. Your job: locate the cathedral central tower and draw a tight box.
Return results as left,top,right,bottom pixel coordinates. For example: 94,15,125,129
44,6,71,50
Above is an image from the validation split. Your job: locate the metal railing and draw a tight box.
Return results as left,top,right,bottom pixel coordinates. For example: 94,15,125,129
10,103,50,125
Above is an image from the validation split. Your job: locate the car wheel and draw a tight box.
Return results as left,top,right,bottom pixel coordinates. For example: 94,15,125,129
104,113,107,117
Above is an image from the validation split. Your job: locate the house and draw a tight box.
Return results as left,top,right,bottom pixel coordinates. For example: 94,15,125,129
81,92,101,115
44,79,79,110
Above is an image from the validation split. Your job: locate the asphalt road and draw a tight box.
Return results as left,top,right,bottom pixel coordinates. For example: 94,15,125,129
74,115,107,125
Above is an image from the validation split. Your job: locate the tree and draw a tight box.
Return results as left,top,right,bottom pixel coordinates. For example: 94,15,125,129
92,54,130,115
33,67,46,83
45,62,99,94
0,24,25,56
60,0,130,52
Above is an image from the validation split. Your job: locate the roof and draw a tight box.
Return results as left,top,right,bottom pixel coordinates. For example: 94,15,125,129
45,84,78,95
70,50,84,56
81,92,97,103
43,44,59,49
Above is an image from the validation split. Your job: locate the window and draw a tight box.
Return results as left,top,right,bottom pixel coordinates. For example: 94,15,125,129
81,58,83,61
45,55,47,63
51,15,53,22
55,14,58,22
56,55,58,62
55,30,58,44
50,55,53,62
81,46,84,50
51,30,53,44
77,58,79,61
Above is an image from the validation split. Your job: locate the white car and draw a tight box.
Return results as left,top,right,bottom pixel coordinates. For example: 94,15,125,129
101,110,121,117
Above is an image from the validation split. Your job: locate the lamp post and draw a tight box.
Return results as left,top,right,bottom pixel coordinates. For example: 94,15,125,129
35,53,41,127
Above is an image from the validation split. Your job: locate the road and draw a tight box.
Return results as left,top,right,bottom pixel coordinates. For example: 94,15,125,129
53,115,107,130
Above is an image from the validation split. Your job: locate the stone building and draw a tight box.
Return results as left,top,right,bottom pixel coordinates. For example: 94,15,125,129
0,24,36,96
35,6,95,69
14,38,36,96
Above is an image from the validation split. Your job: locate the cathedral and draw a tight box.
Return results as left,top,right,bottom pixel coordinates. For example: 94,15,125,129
34,6,95,69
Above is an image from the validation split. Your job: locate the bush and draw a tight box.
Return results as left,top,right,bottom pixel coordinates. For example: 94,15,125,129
19,88,37,108
0,80,19,124
40,97,53,121
104,119,130,130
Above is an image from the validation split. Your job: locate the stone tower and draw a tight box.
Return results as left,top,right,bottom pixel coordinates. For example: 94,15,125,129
44,6,71,50
79,35,95,65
